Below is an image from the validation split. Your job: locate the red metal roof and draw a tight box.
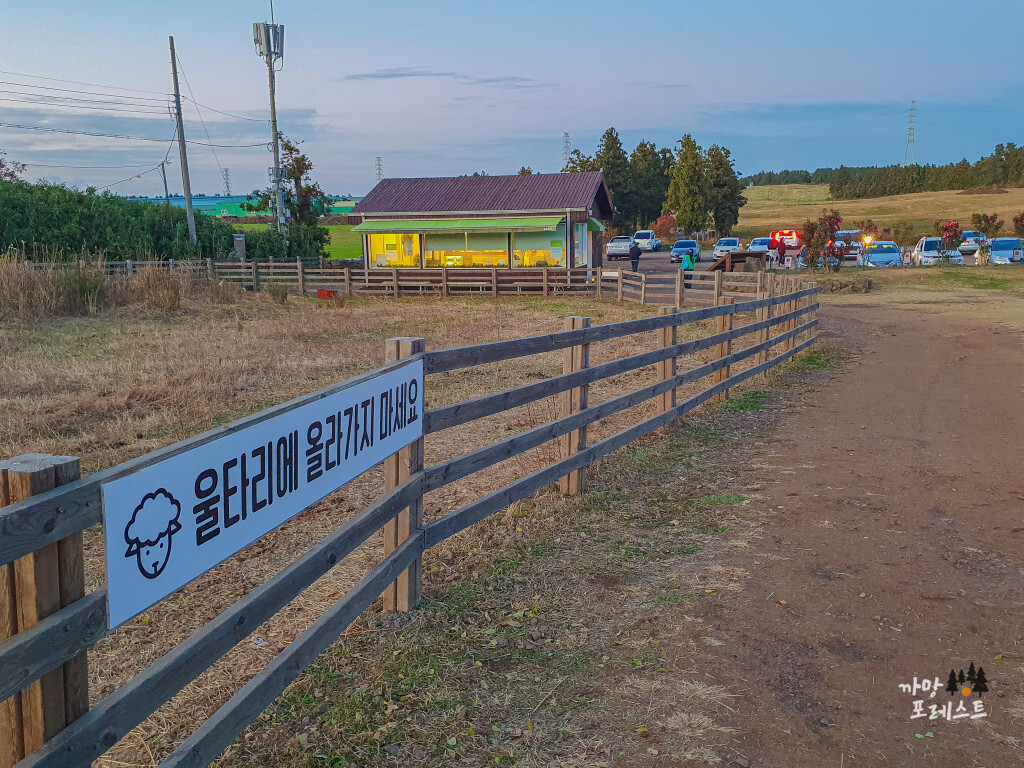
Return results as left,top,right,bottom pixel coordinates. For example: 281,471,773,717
351,171,613,219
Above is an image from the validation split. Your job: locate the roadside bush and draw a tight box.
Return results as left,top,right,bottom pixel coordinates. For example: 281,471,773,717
244,227,286,260
286,223,329,260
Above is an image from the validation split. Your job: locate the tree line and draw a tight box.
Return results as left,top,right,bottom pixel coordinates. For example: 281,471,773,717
741,142,1024,200
564,128,746,236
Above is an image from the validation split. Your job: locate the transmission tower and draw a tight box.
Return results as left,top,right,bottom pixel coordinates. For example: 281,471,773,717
375,156,384,183
903,101,916,167
221,168,232,196
562,132,571,169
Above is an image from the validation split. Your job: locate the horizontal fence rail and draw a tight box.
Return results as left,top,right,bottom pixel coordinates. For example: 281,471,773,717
13,258,768,306
0,272,819,768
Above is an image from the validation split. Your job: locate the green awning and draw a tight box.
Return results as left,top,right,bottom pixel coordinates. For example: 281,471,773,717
587,217,605,232
352,216,564,233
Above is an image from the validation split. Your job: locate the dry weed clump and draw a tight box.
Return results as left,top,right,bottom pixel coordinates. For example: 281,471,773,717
263,282,289,305
0,258,107,317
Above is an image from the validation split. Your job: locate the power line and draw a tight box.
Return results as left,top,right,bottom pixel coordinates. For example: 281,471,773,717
179,96,268,123
175,55,224,177
0,79,170,102
0,86,167,108
22,161,161,169
0,121,268,147
93,165,164,191
0,68,169,96
0,96,169,115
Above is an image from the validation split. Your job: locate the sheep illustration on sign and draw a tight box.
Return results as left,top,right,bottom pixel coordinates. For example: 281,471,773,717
124,488,182,579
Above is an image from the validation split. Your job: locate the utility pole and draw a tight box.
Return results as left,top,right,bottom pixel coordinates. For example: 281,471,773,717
169,36,197,245
903,101,916,167
158,161,171,206
254,6,286,252
375,156,384,183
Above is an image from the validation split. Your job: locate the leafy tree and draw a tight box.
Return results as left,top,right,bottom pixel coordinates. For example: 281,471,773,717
664,135,710,235
705,145,746,236
0,148,25,182
562,149,598,173
652,214,677,241
970,212,1002,236
935,220,963,253
804,208,844,272
891,220,915,246
1013,211,1024,238
518,166,533,176
627,140,672,228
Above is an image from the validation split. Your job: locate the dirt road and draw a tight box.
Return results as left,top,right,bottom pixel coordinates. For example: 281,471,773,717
703,301,1024,766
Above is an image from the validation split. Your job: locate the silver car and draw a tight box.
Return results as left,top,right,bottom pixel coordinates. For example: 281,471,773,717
605,235,634,261
911,236,963,266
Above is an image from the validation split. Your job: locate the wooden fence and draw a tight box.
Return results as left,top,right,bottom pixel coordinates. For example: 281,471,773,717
0,275,819,768
19,258,771,306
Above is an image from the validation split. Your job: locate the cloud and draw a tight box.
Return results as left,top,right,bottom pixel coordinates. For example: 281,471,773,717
341,66,542,89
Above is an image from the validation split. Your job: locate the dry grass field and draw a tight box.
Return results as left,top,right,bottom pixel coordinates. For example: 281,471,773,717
2,289,786,766
735,183,1024,241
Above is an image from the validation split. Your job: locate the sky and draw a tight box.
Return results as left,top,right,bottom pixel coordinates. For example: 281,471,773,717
4,0,1023,197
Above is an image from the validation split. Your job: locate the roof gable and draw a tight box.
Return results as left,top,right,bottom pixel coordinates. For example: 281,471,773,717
352,172,612,219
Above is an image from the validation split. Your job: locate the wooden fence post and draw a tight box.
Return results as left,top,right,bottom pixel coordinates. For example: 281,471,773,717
616,270,624,302
344,267,352,297
712,269,723,306
296,258,305,296
392,268,399,298
786,278,797,351
640,273,648,305
675,270,685,308
382,338,426,612
441,268,448,298
0,455,86,768
542,268,549,297
755,271,769,377
318,254,324,270
658,306,677,414
251,261,258,291
491,267,498,296
558,317,590,495
713,297,734,402
596,269,603,299
206,258,214,281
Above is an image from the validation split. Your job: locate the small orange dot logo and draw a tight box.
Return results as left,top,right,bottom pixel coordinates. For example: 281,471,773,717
961,687,972,697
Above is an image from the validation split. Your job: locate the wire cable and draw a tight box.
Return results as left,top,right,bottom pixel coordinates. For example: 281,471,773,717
0,87,168,109
0,122,268,147
92,165,164,191
0,79,170,102
179,97,268,123
175,55,223,177
22,161,162,169
0,69,169,96
0,96,169,116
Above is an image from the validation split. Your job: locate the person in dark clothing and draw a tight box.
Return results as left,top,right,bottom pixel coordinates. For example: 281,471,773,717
628,242,642,272
776,239,788,268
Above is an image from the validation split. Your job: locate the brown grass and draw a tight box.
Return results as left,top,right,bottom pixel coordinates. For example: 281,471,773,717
736,184,1024,240
1,289,795,766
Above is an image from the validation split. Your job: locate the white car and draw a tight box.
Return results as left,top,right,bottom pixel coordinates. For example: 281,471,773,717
911,236,963,266
605,235,634,261
988,237,1023,264
633,230,662,252
712,237,742,260
958,231,987,258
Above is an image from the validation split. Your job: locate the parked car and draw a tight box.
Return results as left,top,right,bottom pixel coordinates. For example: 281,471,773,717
670,239,701,263
770,229,802,251
712,237,742,260
988,237,1023,264
747,237,772,253
838,239,863,262
633,230,662,252
858,241,902,267
958,230,988,258
605,235,635,260
911,236,963,266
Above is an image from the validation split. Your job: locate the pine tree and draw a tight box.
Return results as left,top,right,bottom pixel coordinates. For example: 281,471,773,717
958,669,966,686
966,662,977,685
664,135,710,236
973,667,989,697
946,670,959,697
705,145,746,237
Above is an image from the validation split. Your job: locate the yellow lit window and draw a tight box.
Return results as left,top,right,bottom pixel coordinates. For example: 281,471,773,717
369,234,420,267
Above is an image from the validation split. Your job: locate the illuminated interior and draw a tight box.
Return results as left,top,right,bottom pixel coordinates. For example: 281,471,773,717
511,230,565,267
424,233,510,268
368,233,421,267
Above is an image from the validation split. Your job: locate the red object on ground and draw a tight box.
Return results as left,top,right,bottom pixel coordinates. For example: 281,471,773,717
317,289,339,299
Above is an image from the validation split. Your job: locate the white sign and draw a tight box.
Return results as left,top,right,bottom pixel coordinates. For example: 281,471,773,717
101,360,424,628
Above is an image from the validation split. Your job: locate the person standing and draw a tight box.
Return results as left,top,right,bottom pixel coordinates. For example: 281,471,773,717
629,241,642,273
776,239,788,269
681,247,695,271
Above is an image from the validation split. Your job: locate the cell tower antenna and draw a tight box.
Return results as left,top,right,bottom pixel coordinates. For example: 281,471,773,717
562,132,571,169
375,156,384,183
903,101,916,167
221,168,232,196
